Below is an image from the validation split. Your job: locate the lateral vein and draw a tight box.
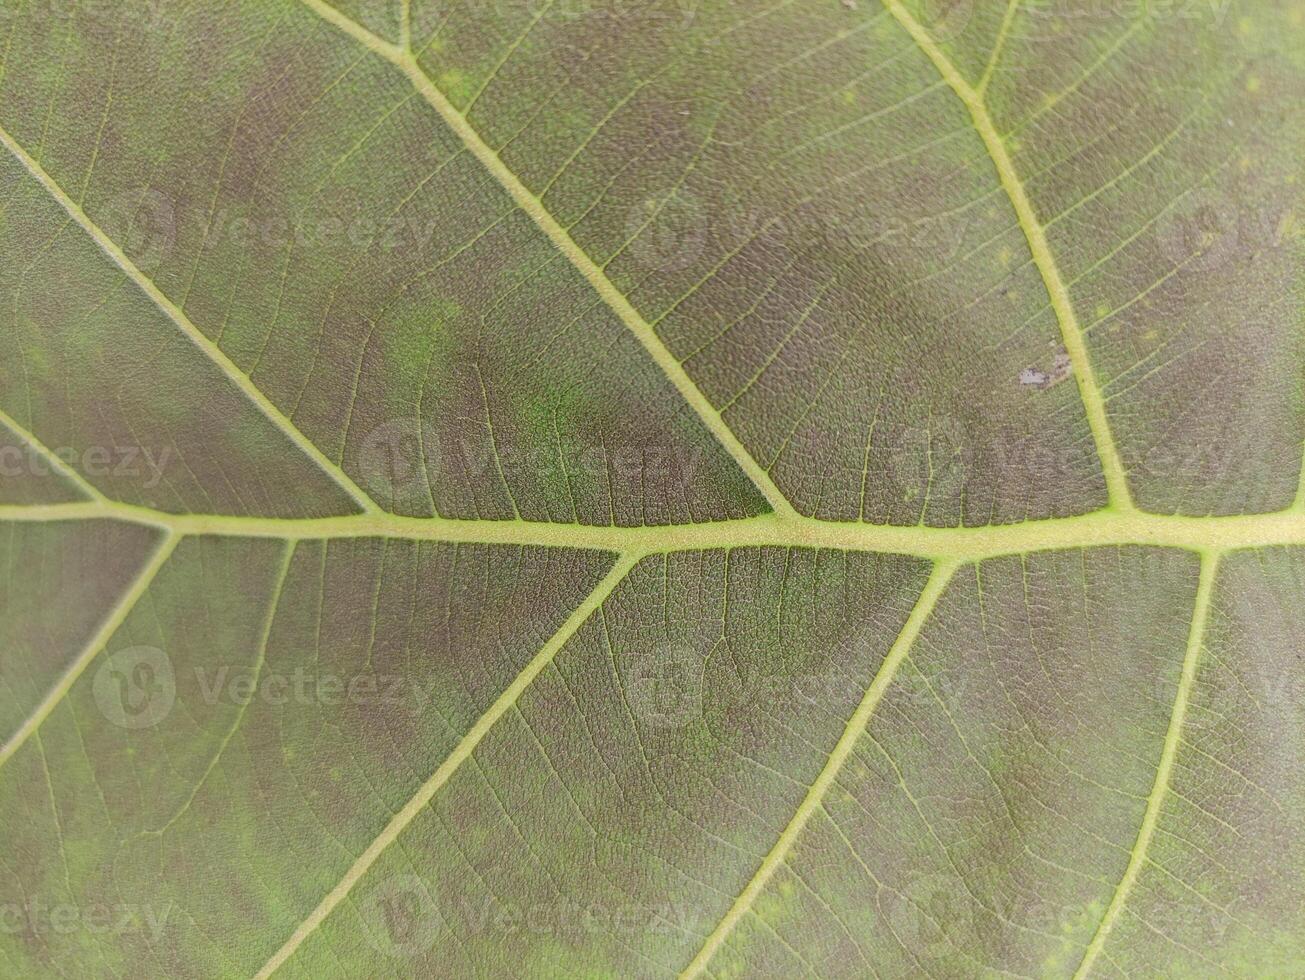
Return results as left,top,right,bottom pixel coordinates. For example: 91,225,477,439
977,0,1022,96
0,123,381,515
679,559,958,978
1072,551,1219,978
0,406,107,503
253,552,640,978
0,532,179,770
296,0,800,521
879,0,1135,512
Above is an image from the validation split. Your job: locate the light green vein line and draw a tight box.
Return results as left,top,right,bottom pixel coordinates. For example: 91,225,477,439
1073,550,1219,979
303,0,404,60
0,532,179,770
0,406,106,503
977,0,1022,96
254,551,640,979
680,559,959,979
4,499,1305,558
1294,448,1305,512
879,0,1135,513
0,123,381,516
146,540,296,838
297,0,800,521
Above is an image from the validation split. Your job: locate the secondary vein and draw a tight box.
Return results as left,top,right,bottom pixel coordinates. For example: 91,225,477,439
0,405,106,503
296,0,800,522
977,0,1022,96
1072,550,1219,978
1294,446,1305,511
0,532,179,770
252,551,640,978
0,123,382,516
679,559,959,978
879,0,1135,513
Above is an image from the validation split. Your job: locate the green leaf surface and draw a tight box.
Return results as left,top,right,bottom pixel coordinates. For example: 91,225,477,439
0,0,1302,977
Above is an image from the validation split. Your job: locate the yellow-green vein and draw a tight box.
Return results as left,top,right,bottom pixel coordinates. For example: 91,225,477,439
879,0,1135,512
253,551,640,978
3,499,1305,559
0,405,106,503
297,0,799,521
0,532,179,770
145,540,296,838
0,123,381,516
680,559,958,978
977,0,1022,96
1294,448,1305,511
1073,550,1219,978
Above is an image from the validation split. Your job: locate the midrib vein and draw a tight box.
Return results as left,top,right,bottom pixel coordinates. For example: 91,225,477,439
1073,551,1218,978
297,0,799,521
879,0,1135,513
0,532,179,770
0,123,380,516
680,560,958,978
4,499,1305,561
253,552,639,979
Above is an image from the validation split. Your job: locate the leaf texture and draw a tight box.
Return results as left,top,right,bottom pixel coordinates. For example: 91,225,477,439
0,0,1302,977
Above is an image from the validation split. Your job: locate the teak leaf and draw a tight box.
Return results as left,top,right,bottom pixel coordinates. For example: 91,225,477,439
0,0,1302,977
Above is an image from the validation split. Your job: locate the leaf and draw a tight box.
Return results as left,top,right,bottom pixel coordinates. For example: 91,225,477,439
0,0,1302,977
